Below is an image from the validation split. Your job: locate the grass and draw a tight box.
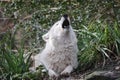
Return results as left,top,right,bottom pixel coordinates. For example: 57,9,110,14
0,31,30,79
0,28,45,79
77,21,120,70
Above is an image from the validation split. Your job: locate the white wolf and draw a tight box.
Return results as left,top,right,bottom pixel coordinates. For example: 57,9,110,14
33,14,78,77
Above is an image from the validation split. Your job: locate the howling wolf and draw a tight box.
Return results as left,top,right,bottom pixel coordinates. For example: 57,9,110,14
33,14,78,77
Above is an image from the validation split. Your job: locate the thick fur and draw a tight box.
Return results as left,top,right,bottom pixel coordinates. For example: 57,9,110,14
33,15,78,77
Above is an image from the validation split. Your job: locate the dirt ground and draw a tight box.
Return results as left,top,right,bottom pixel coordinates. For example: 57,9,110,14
69,58,120,80
42,58,120,80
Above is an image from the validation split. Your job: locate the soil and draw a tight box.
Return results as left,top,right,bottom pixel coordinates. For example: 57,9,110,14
42,58,120,80
70,58,120,80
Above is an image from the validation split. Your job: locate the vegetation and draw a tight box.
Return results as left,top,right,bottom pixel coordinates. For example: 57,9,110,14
0,0,120,79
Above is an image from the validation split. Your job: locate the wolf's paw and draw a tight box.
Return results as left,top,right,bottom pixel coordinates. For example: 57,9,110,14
60,65,73,76
48,69,58,77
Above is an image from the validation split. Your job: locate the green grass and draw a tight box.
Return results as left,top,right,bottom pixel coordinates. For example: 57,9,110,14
77,21,120,69
0,28,44,79
0,31,30,79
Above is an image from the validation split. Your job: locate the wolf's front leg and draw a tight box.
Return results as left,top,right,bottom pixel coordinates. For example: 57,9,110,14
48,69,58,77
29,54,42,72
60,65,73,76
48,69,59,80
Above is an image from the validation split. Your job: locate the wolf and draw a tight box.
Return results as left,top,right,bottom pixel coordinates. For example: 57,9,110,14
33,14,78,77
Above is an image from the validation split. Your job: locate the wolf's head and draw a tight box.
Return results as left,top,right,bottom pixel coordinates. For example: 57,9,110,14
42,14,73,43
50,14,71,36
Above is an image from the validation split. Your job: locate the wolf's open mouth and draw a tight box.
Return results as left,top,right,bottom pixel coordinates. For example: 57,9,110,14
62,14,70,29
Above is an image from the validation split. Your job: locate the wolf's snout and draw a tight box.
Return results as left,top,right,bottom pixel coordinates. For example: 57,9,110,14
63,14,68,19
62,14,70,29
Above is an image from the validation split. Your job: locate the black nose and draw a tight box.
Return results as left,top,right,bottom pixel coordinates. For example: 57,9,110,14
63,14,68,19
62,14,69,29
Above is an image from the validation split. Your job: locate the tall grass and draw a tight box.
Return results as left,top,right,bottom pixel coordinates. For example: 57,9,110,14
77,21,120,70
0,31,30,79
0,25,45,79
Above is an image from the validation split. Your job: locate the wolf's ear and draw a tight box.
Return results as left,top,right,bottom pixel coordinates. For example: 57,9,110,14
42,33,49,42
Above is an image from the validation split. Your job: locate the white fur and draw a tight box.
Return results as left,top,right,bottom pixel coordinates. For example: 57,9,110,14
33,16,78,77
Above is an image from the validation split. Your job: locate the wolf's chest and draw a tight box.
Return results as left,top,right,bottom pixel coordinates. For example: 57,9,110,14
46,46,73,62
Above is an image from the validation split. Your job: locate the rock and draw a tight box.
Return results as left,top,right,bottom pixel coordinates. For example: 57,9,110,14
116,78,120,80
85,71,120,80
115,66,120,70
